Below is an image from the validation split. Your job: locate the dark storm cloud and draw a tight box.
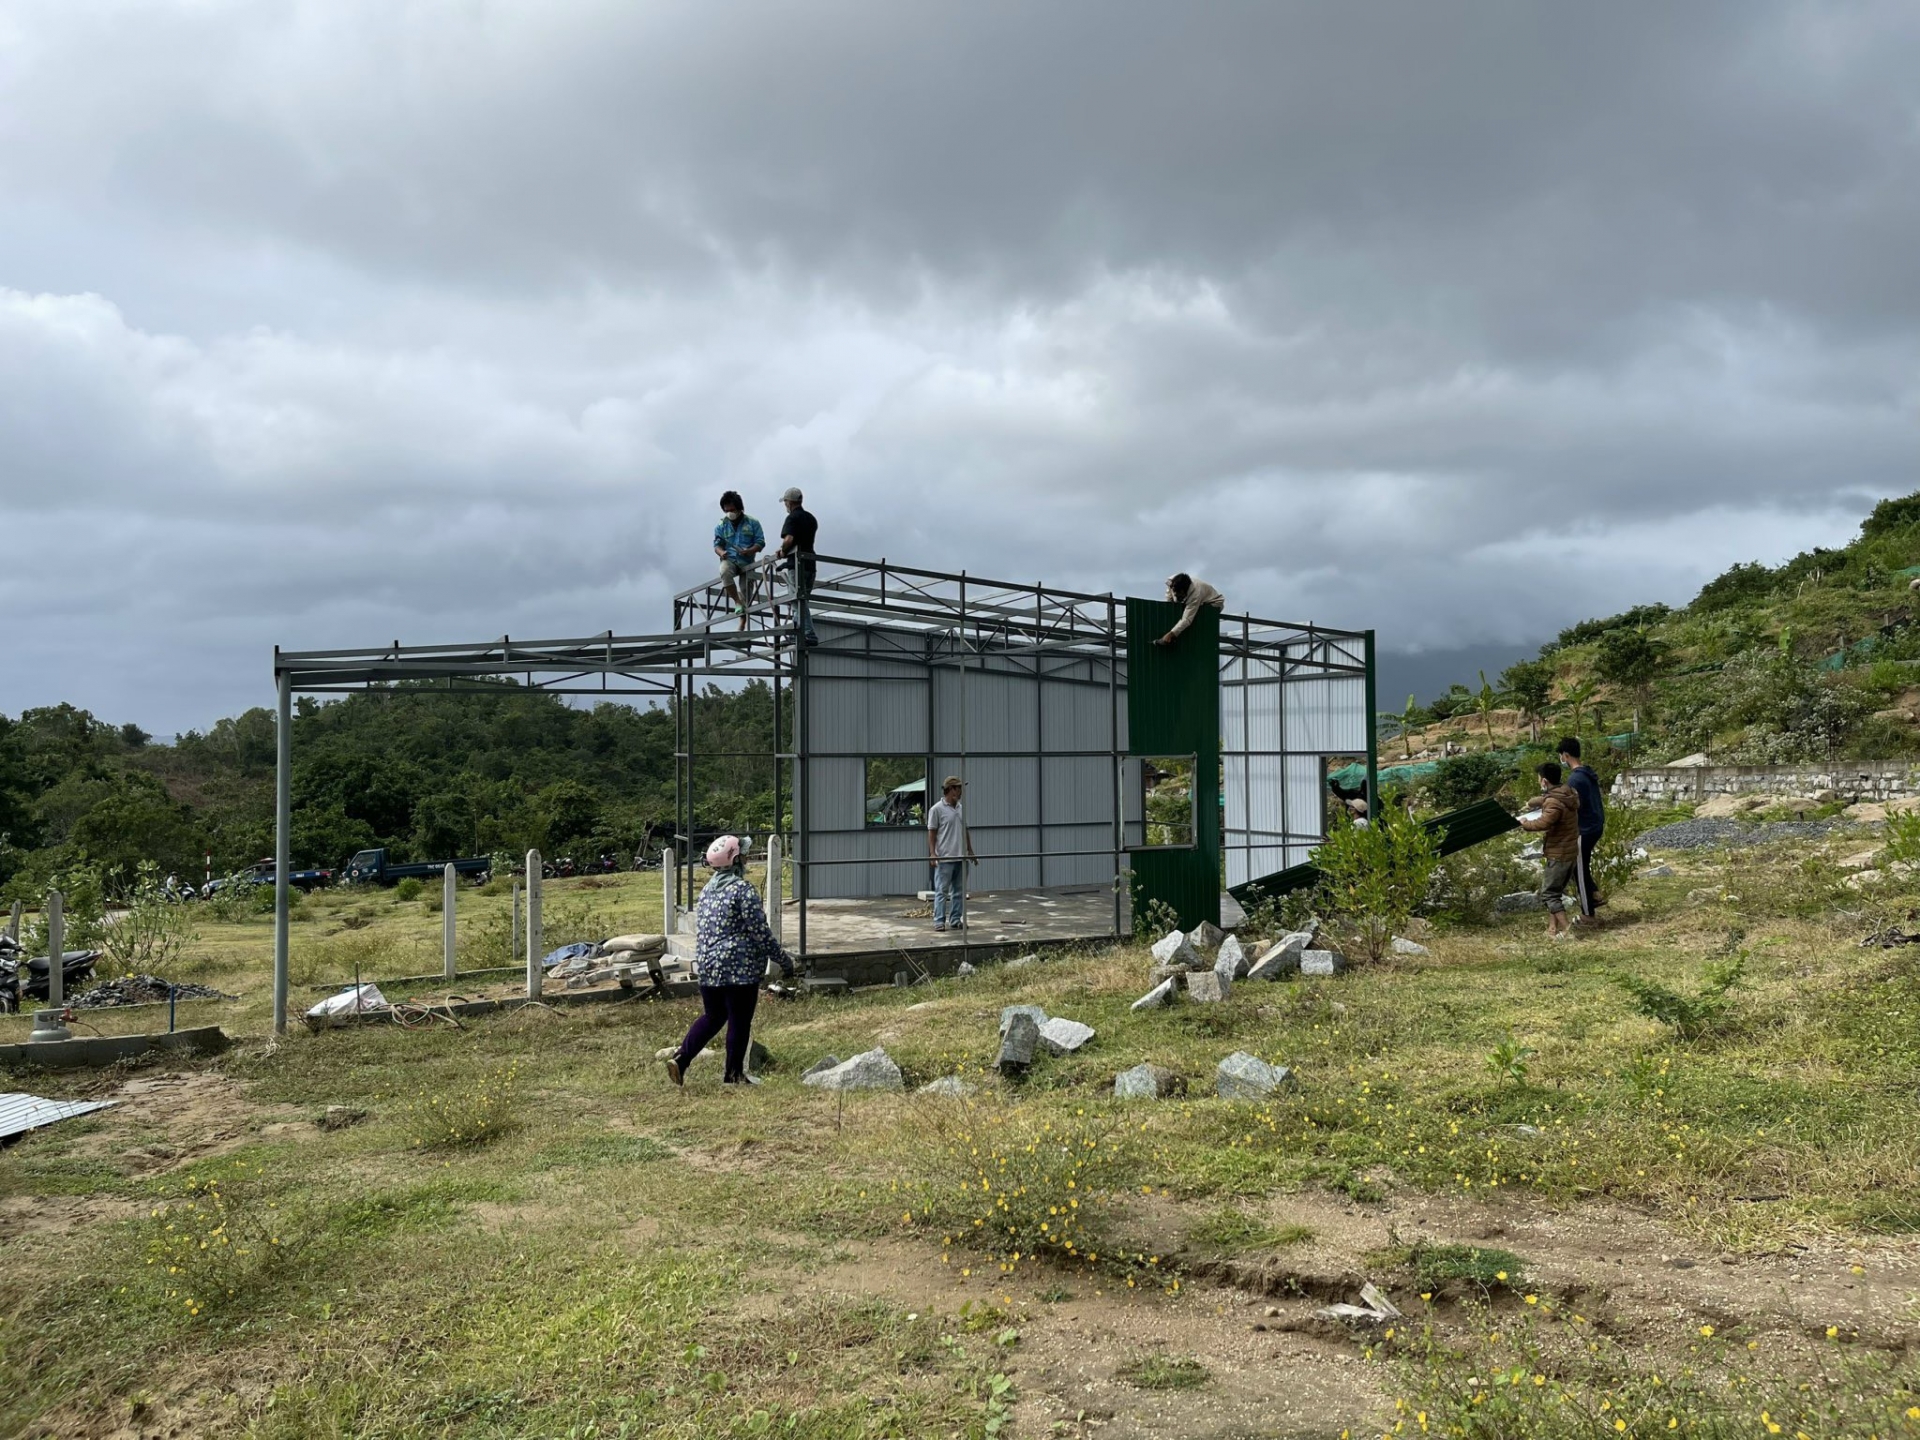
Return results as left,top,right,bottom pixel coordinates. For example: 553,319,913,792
0,1,1915,729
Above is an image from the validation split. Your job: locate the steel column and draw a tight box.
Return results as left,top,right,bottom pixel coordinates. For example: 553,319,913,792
272,665,291,1035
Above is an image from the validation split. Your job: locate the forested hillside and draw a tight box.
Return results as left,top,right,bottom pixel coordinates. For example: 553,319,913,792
1400,490,1920,771
0,684,782,900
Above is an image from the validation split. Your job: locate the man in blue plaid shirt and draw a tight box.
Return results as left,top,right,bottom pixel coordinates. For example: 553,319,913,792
713,489,766,631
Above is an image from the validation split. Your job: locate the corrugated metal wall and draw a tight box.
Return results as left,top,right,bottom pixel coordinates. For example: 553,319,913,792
801,619,1125,898
1221,632,1370,887
1125,598,1221,930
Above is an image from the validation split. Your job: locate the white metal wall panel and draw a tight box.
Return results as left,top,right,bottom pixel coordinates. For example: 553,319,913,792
1279,674,1368,754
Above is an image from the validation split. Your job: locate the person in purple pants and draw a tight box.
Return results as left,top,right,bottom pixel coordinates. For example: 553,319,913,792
664,834,795,1087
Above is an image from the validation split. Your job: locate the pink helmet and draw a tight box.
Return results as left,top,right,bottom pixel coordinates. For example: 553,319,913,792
705,834,744,868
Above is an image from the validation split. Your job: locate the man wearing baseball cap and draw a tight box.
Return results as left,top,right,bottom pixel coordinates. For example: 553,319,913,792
926,776,977,933
777,486,819,648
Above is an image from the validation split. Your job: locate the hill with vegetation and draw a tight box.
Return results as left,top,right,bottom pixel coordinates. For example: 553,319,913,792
1387,489,1920,809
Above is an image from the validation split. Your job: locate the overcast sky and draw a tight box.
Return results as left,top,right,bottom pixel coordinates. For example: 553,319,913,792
3,1,1914,734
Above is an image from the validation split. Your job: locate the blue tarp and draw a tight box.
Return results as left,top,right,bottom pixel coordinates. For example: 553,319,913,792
541,941,600,969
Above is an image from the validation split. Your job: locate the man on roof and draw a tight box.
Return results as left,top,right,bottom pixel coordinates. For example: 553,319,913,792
1154,573,1225,647
713,490,766,631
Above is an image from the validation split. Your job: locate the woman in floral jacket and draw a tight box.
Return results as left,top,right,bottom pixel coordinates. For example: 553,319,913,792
664,835,796,1086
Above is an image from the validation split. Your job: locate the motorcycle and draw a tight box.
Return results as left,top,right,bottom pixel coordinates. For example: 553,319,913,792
593,851,620,874
0,935,102,1015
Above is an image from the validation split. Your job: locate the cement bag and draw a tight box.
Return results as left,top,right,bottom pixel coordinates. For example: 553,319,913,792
307,983,390,1018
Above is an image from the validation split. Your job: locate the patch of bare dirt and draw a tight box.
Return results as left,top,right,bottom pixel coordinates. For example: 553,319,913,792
798,1238,1387,1439
0,1192,143,1238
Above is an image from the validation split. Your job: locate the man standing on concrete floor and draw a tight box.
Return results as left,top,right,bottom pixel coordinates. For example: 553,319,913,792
777,486,819,648
1559,735,1606,925
926,775,977,933
713,490,766,631
1154,573,1225,647
1518,761,1581,940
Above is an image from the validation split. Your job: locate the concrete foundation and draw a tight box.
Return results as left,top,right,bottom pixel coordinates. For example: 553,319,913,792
0,1025,229,1070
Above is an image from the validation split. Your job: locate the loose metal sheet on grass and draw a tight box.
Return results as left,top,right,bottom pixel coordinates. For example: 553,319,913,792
0,1092,116,1143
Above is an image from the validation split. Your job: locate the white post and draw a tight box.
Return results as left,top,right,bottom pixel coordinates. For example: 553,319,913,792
46,891,64,1008
661,848,674,932
442,863,457,980
525,850,542,999
7,900,19,944
511,876,521,967
764,834,784,945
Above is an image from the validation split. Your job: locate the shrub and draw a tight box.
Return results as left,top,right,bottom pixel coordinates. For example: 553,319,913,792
1613,954,1746,1039
907,1103,1134,1274
1313,808,1441,962
143,1158,296,1319
394,878,424,902
1425,752,1511,811
98,861,197,978
1423,838,1539,926
400,1060,522,1150
1589,802,1657,898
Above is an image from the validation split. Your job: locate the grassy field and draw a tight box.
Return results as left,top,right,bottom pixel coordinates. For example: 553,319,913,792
5,846,1920,1438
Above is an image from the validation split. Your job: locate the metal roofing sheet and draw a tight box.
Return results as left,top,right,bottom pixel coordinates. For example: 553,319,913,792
0,1092,116,1143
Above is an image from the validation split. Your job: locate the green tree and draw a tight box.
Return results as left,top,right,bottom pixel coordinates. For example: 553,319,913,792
1400,694,1420,758
1557,676,1598,736
1499,659,1555,742
412,791,479,860
1312,808,1441,963
1594,630,1667,733
537,780,601,854
1474,670,1499,744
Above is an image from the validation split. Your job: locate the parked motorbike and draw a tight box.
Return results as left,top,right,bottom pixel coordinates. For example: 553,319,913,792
593,851,620,874
0,935,102,1015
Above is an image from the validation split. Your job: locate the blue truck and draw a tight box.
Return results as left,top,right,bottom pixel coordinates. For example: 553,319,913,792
202,858,334,898
340,847,493,887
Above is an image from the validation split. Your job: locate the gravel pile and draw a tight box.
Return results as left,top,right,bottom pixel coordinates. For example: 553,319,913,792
1638,818,1836,852
71,974,237,1008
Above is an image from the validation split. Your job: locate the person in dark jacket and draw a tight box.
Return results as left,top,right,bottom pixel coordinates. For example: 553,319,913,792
1518,762,1581,939
664,835,795,1087
1558,736,1606,924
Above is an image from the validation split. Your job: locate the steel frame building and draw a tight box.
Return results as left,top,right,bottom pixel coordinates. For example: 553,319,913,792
269,555,1374,1032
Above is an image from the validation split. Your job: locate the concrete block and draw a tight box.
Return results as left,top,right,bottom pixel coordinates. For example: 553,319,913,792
918,1075,977,1098
1299,949,1347,977
1185,970,1227,1003
1131,978,1177,1011
1150,930,1200,969
1114,1062,1178,1100
998,1012,1041,1074
1000,1003,1049,1035
802,1048,904,1091
1215,934,1248,979
1246,941,1301,982
1215,1051,1292,1099
1187,921,1227,953
1038,1017,1094,1056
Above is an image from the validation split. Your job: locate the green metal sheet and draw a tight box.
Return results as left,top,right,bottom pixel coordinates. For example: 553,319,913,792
1126,597,1221,931
1226,798,1519,904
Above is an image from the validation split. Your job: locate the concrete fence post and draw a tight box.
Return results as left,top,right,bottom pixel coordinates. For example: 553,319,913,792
442,863,457,981
511,876,521,966
661,849,674,932
46,891,64,1008
525,850,543,999
764,834,784,945
7,900,19,944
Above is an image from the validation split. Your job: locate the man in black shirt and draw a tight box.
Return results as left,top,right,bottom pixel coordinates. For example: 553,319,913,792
1558,736,1606,924
778,487,819,647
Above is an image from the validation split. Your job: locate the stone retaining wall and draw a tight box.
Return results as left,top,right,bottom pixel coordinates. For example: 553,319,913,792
1611,760,1920,804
